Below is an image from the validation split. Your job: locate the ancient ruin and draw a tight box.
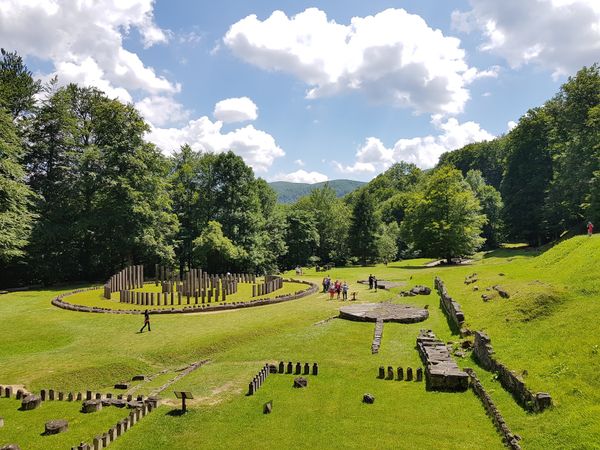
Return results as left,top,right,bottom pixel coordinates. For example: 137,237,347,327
416,330,469,392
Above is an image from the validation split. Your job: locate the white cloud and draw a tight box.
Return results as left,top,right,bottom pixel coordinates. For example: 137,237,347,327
507,120,518,131
274,170,328,184
294,159,305,167
0,0,178,100
147,116,284,173
224,8,494,114
135,96,190,127
336,116,494,174
452,0,600,77
213,97,258,123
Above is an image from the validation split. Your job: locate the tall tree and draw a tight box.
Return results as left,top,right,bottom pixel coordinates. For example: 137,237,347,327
26,84,177,282
0,108,35,263
401,166,486,263
282,208,319,268
348,190,380,265
0,49,41,120
192,220,245,273
501,108,553,245
465,169,504,248
295,183,351,264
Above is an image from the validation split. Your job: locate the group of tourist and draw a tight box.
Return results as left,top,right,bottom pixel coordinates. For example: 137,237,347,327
322,276,349,300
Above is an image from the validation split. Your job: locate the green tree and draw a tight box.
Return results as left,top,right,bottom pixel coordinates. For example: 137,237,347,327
501,108,553,245
26,84,177,282
401,166,486,263
438,139,506,190
348,190,380,265
282,208,319,268
170,144,202,271
376,222,399,264
0,108,35,263
0,48,41,119
192,220,245,273
295,183,351,264
465,169,504,248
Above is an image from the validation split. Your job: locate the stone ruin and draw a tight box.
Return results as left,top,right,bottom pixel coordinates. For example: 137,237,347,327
103,265,144,299
473,331,551,412
434,277,467,335
416,330,469,392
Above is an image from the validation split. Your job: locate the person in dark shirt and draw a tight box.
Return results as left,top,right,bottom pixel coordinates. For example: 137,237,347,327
140,309,151,332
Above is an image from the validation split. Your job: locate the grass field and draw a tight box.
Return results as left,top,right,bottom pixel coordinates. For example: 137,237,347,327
2,235,600,449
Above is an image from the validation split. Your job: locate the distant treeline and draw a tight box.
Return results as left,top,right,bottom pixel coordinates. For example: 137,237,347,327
1,48,599,286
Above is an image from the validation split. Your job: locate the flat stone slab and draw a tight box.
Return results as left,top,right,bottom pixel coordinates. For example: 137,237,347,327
339,303,428,323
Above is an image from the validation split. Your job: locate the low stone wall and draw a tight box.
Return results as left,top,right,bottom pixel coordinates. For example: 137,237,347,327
473,332,552,412
465,368,522,450
371,319,384,354
51,279,318,315
416,330,469,392
434,277,467,335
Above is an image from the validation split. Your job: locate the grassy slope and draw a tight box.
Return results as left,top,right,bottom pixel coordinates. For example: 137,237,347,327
2,235,600,448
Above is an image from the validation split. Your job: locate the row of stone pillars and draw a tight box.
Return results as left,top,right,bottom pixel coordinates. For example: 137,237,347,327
378,366,423,382
104,265,144,299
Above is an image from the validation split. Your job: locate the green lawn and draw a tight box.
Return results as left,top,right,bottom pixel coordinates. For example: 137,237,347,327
2,235,600,449
0,397,128,450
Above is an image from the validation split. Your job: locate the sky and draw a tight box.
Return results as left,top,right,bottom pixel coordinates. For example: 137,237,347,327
1,0,599,183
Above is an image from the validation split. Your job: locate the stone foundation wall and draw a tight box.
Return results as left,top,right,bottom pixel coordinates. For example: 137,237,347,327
434,277,466,334
465,368,522,450
416,330,469,392
473,332,552,412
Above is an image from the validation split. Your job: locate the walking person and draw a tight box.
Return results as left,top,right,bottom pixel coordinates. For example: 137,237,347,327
588,221,594,237
342,281,348,300
329,283,336,300
368,274,373,290
373,276,378,292
139,309,151,332
335,280,341,299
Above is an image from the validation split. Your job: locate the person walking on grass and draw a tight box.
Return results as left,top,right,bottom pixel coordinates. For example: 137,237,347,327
140,309,151,332
588,221,594,237
368,274,374,289
373,276,378,292
342,281,348,300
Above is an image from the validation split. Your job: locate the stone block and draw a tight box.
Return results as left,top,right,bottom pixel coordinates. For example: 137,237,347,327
278,361,284,373
362,393,375,404
286,361,293,374
303,363,310,375
406,367,413,381
387,366,394,380
21,394,42,411
44,419,68,435
295,362,302,374
312,363,319,376
263,400,273,414
82,400,102,413
293,377,308,388
114,382,129,390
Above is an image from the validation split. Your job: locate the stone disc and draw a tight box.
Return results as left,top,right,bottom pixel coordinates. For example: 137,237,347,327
339,303,428,323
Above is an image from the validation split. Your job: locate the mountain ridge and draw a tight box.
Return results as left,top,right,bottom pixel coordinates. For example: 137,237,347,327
269,179,365,203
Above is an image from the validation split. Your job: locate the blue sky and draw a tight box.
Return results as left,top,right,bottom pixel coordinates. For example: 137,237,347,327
2,0,599,182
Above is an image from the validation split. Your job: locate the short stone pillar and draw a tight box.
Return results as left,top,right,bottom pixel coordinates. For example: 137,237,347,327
93,436,102,450
286,361,293,374
378,366,385,379
278,361,284,373
48,389,54,400
295,362,302,374
303,363,310,375
77,392,83,401
40,389,46,401
81,399,102,413
406,367,413,381
15,390,24,400
387,366,394,380
416,367,423,382
248,382,255,395
68,392,74,401
44,419,68,435
21,394,42,411
397,367,404,381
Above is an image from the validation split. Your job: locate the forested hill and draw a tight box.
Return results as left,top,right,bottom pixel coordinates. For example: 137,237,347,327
269,179,365,203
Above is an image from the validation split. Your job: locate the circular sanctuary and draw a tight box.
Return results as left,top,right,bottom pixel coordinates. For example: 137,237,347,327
52,264,317,314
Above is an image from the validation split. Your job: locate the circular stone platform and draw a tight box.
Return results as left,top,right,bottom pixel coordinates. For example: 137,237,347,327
339,303,428,323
